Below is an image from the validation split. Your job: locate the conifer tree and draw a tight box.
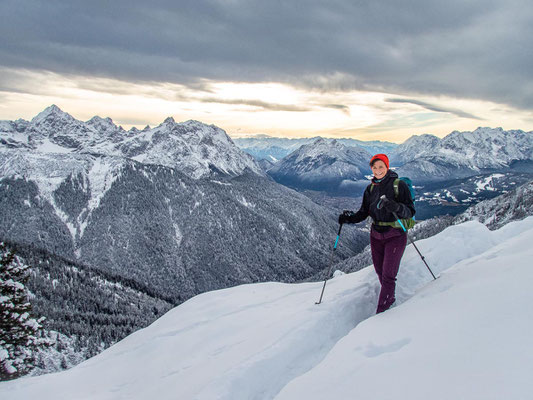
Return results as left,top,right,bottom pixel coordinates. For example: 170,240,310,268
0,243,46,381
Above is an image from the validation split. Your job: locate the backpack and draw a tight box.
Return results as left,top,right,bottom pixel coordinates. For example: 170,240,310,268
371,177,416,230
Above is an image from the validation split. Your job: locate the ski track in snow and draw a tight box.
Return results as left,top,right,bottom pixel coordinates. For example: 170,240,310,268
274,218,533,400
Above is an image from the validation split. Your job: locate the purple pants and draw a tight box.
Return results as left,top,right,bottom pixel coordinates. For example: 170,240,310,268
370,227,407,313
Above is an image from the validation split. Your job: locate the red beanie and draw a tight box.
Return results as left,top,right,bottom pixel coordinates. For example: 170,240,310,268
370,154,389,169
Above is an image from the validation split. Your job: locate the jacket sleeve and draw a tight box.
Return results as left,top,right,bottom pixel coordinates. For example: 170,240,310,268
396,180,416,219
345,186,370,223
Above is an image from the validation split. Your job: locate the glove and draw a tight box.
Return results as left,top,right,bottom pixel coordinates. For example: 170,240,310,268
338,210,355,224
379,197,401,213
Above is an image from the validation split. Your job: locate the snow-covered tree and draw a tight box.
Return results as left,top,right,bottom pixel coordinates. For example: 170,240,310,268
0,243,46,381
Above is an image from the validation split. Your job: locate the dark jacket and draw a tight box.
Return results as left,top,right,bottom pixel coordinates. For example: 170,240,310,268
345,170,415,230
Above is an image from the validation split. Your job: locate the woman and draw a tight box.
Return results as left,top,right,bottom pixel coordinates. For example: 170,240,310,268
338,154,415,313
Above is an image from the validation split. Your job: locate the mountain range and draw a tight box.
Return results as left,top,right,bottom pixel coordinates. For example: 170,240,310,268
267,138,371,194
236,127,533,184
253,127,533,218
1,106,368,301
394,127,533,181
1,106,370,372
1,105,263,179
234,135,396,162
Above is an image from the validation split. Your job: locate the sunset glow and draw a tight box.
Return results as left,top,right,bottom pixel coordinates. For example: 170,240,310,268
1,69,531,143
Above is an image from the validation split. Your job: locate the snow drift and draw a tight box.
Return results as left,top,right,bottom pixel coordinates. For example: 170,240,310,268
1,217,532,400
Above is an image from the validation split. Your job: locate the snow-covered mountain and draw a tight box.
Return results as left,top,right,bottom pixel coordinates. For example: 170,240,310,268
267,138,372,194
389,133,441,165
234,135,396,161
454,179,533,230
234,136,312,161
0,106,379,379
0,105,263,179
237,128,533,212
1,106,371,372
0,152,363,307
0,106,367,307
2,105,127,152
257,158,276,172
113,118,263,179
394,127,533,181
2,217,531,399
409,171,533,219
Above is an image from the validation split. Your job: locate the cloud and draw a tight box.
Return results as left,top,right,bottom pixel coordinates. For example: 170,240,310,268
0,0,532,109
385,98,484,120
321,104,351,115
199,97,312,112
210,99,352,114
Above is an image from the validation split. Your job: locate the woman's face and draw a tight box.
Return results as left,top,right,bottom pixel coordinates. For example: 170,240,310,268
371,160,388,179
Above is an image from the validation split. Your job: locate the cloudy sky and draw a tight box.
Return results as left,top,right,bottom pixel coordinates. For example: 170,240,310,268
1,0,532,142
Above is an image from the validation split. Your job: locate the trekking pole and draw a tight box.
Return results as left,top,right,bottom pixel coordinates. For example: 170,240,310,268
315,223,343,305
392,215,437,280
378,195,436,280
394,212,437,280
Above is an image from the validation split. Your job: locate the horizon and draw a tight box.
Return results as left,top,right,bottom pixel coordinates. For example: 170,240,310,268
1,1,532,142
5,103,522,145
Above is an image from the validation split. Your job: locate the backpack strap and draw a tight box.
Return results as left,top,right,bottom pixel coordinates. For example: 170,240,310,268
393,178,400,198
371,179,400,198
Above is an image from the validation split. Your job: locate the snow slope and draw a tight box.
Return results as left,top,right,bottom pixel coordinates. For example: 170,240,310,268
277,219,533,400
1,218,532,399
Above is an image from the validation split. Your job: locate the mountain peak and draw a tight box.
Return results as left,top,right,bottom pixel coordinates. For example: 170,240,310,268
45,104,63,114
268,137,371,192
311,137,342,148
3,106,263,179
181,119,215,130
31,104,73,125
86,116,116,129
88,116,114,125
312,137,328,145
473,126,503,133
299,138,353,158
